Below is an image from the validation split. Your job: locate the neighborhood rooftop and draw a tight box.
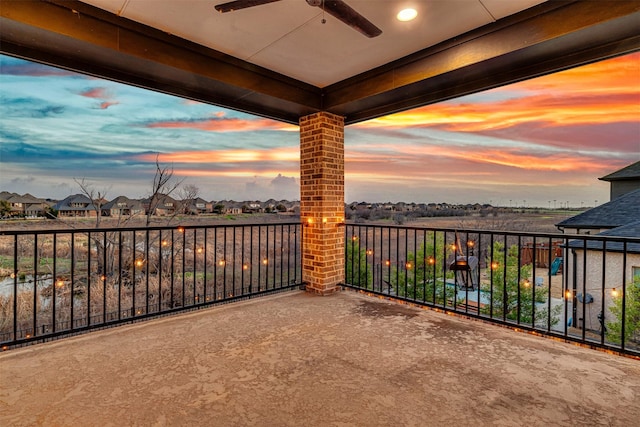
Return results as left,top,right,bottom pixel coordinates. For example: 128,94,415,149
599,160,640,181
555,189,640,230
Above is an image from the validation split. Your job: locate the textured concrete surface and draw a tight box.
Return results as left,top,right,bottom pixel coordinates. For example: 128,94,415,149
1,290,639,426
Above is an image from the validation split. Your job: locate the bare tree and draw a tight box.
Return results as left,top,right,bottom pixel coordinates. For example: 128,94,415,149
74,177,110,228
178,184,200,215
146,154,184,226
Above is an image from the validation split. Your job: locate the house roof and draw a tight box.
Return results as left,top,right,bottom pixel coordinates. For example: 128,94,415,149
599,161,640,182
0,192,44,203
189,197,209,205
556,188,640,230
53,194,97,211
1,1,638,125
598,220,640,239
567,220,640,253
102,196,143,210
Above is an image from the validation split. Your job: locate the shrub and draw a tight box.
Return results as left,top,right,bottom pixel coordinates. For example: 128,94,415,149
607,277,640,344
391,232,455,304
345,240,372,289
481,241,560,327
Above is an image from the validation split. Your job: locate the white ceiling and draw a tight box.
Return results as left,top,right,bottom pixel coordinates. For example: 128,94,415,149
80,0,547,87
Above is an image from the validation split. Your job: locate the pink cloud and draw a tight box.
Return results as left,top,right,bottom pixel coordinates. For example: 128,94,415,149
79,87,110,99
145,117,297,132
473,122,640,153
181,99,203,106
99,101,119,109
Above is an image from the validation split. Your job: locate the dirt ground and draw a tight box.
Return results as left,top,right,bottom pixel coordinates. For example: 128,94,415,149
378,211,575,233
0,210,575,233
0,213,298,232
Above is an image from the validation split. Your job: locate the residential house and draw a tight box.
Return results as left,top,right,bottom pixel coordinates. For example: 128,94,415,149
564,218,640,333
142,194,178,216
243,202,262,213
102,196,145,217
0,192,48,217
183,197,211,215
598,160,640,201
53,194,98,218
556,163,640,333
556,189,640,235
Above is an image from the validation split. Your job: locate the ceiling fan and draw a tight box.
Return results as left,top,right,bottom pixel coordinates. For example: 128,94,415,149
214,0,382,38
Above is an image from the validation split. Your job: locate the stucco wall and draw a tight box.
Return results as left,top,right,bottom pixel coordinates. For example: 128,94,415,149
567,249,640,331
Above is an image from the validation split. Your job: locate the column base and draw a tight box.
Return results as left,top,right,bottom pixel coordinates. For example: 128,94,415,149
305,283,342,296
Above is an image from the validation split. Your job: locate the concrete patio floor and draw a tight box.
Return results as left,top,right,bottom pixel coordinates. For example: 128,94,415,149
1,290,639,426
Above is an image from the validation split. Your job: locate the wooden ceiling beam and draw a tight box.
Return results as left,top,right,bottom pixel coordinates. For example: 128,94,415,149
0,0,321,124
325,0,640,124
1,0,639,126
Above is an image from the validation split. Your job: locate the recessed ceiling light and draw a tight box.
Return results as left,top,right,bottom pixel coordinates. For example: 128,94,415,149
397,8,417,22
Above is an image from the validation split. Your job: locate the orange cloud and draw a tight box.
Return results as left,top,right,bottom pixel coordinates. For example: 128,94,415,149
146,117,297,132
174,169,299,178
510,52,640,94
137,147,299,164
358,52,640,132
362,93,638,132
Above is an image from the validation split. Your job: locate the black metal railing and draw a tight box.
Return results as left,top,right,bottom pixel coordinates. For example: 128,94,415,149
344,224,640,357
0,222,302,347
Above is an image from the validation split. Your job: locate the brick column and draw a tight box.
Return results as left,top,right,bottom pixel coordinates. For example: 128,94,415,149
300,111,345,295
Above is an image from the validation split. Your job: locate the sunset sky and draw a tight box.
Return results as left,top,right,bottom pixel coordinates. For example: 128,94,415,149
1,52,638,207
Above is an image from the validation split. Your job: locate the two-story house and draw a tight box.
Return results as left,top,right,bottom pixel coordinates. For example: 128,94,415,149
556,161,640,334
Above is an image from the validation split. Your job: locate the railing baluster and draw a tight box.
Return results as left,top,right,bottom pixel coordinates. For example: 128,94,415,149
580,239,587,341
103,231,108,323
232,226,236,296
621,241,627,351
516,235,522,325
223,227,228,297
33,234,38,337
158,230,163,311
70,233,74,331
257,225,262,292
279,224,284,289
12,234,18,341
271,225,276,290
193,228,197,305
182,227,186,307
203,228,208,304
131,231,136,317
170,229,175,308
118,231,122,320
600,240,607,345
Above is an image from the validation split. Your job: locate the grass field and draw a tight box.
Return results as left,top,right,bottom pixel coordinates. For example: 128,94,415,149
0,210,577,233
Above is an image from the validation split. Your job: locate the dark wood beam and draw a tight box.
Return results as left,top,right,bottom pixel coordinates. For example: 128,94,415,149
0,0,321,124
325,0,640,124
1,0,638,126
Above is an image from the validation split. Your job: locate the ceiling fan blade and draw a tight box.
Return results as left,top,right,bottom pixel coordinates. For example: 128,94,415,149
215,0,281,13
319,0,382,38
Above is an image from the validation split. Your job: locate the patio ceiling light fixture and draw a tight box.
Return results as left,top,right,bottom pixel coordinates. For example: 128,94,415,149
397,8,417,22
